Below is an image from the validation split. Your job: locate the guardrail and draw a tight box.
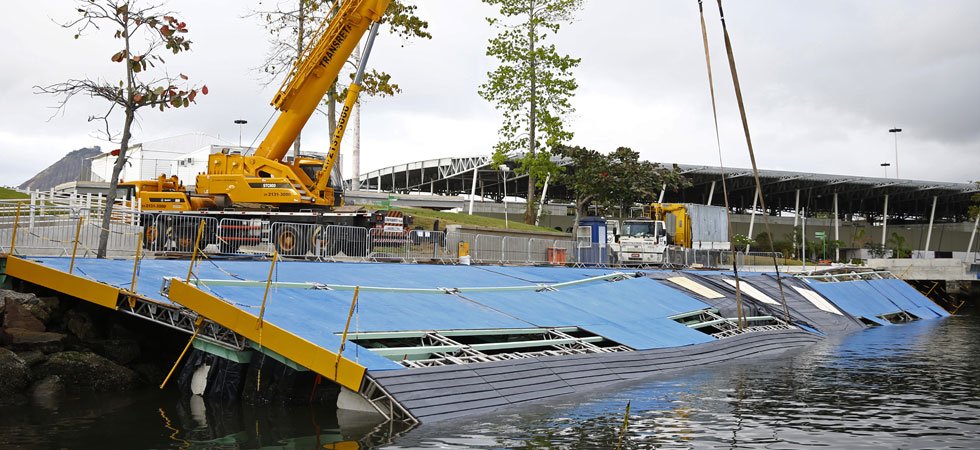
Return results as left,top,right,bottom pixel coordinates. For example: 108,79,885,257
0,199,142,258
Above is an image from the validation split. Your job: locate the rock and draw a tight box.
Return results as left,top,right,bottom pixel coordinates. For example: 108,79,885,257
38,296,60,312
25,296,60,325
88,339,141,365
66,309,101,342
34,351,138,393
16,350,47,367
0,289,38,305
0,348,31,404
0,289,56,325
31,375,65,409
2,296,45,332
131,361,166,385
2,328,66,354
109,322,137,340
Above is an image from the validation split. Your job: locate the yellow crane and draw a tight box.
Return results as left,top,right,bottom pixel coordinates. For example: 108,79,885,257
128,0,391,211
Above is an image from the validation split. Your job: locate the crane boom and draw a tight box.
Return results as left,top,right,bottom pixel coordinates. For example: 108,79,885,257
130,0,392,212
255,0,390,163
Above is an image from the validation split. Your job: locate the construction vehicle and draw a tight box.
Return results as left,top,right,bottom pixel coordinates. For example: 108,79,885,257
118,0,395,254
608,203,730,265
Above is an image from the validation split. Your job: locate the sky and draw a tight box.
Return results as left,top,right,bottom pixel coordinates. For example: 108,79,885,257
2,0,979,187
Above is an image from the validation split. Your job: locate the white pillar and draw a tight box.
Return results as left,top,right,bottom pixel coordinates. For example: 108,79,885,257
376,174,381,192
746,186,759,252
924,196,937,252
801,208,807,270
881,194,889,247
707,180,716,206
793,189,800,228
967,213,979,257
535,174,550,226
833,192,840,262
657,183,667,204
467,166,478,215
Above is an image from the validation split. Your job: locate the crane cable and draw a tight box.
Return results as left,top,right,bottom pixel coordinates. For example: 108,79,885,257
696,0,745,329
713,0,792,324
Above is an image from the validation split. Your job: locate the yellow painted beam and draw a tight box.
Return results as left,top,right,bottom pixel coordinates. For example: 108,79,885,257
166,279,366,392
5,257,121,309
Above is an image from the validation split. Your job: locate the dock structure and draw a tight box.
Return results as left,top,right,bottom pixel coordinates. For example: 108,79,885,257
0,254,951,424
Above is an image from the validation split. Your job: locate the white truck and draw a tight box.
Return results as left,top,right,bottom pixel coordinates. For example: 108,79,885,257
608,203,731,266
607,219,670,265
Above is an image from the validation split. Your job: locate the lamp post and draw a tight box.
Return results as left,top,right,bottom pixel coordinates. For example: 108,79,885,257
880,162,891,178
234,119,248,147
889,127,902,178
499,164,510,228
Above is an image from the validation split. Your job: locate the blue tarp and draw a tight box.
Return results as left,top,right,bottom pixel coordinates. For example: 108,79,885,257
804,281,893,326
866,279,949,318
804,278,949,325
27,258,715,370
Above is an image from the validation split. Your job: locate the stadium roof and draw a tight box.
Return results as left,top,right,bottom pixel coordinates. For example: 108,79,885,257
353,157,979,223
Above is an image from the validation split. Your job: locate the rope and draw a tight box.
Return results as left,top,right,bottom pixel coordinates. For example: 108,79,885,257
697,0,746,328
714,0,792,324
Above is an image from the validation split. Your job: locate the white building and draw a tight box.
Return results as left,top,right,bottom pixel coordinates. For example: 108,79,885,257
89,133,236,184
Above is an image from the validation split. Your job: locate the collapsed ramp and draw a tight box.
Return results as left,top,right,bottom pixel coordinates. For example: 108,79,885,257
6,257,820,424
801,272,950,326
650,271,867,335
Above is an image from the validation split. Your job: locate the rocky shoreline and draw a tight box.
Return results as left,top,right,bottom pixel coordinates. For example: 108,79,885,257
0,288,182,406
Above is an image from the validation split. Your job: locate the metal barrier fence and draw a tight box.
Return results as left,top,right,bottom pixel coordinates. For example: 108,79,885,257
0,200,142,258
322,225,370,259
217,218,268,255
3,195,796,270
146,214,219,253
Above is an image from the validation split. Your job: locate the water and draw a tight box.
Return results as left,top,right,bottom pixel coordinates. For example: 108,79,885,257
2,311,978,449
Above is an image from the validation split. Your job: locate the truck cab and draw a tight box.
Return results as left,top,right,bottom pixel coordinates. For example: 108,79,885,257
608,219,669,265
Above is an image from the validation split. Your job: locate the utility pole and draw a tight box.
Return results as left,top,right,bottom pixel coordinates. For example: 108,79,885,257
889,127,902,178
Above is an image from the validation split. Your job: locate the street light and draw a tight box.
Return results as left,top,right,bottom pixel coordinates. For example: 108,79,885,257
889,127,902,178
499,164,510,228
234,119,248,147
880,162,891,178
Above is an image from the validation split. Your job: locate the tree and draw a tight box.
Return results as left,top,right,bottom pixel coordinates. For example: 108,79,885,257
557,146,687,232
252,0,430,158
36,0,206,258
887,231,911,259
480,0,582,224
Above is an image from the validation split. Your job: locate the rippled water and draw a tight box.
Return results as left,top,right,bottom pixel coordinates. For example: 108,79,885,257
2,309,978,449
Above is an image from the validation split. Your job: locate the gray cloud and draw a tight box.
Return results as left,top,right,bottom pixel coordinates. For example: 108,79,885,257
3,0,978,188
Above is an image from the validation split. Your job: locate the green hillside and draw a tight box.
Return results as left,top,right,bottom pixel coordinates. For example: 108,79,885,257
0,187,28,200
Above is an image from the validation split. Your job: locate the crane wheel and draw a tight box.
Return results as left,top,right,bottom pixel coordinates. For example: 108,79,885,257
274,225,309,256
311,225,337,257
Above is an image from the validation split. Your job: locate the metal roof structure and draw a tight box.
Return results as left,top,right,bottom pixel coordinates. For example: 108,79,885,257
352,157,979,223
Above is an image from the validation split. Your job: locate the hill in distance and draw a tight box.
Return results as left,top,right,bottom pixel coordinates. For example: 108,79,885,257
18,146,102,191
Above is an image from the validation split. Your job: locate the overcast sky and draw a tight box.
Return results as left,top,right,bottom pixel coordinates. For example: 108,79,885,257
3,0,979,187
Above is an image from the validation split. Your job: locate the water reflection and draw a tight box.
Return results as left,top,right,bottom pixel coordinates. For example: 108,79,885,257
386,314,980,449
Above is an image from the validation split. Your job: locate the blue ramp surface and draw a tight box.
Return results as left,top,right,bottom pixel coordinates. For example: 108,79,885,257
865,279,949,318
804,281,894,326
803,278,948,325
25,257,717,371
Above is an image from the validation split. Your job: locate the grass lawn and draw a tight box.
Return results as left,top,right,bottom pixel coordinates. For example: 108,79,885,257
0,187,28,200
360,204,567,235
